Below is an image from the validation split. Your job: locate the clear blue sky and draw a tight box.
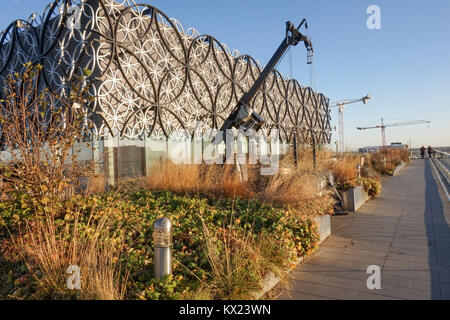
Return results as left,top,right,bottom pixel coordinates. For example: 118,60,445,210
2,0,450,149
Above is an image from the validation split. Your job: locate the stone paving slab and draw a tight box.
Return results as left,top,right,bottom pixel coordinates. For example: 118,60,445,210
274,159,450,300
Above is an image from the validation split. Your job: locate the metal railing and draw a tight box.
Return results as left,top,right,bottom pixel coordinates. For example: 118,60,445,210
410,149,421,159
433,150,450,184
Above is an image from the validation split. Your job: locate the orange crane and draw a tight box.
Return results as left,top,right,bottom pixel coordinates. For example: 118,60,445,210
357,118,431,148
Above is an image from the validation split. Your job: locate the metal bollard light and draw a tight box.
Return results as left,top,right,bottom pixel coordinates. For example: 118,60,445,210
154,217,173,279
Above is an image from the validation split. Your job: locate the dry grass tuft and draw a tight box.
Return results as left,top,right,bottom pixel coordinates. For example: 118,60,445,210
329,154,361,184
259,170,321,205
201,218,289,300
14,201,129,300
293,148,334,172
86,175,108,194
145,161,249,199
144,158,325,206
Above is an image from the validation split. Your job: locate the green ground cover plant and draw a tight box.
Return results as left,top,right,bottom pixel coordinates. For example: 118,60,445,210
0,190,329,300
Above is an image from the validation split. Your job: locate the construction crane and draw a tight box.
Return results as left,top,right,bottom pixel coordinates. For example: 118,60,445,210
329,94,372,153
357,118,431,148
216,19,313,144
211,19,313,178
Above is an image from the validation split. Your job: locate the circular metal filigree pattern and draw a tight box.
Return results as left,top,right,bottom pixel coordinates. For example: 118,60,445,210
0,0,331,144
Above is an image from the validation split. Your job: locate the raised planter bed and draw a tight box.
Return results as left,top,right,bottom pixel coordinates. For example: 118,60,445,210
254,214,331,299
340,185,370,212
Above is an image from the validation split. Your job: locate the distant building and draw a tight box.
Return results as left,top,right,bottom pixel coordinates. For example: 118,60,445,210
358,146,381,153
390,142,408,149
358,142,408,153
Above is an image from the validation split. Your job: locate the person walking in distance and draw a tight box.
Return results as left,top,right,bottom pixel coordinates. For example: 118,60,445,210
420,146,425,159
427,145,433,158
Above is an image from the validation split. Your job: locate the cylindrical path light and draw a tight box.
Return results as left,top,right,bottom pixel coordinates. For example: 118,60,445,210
153,217,173,279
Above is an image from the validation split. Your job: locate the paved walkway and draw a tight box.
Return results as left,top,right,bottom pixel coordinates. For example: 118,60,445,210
276,159,450,300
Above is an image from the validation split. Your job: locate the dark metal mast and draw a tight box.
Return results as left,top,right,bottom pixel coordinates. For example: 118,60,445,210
216,19,313,143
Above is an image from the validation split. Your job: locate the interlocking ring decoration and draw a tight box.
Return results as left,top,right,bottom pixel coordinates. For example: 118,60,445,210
0,0,331,144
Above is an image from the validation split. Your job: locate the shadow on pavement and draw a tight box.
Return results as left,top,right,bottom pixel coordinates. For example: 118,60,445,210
424,159,450,299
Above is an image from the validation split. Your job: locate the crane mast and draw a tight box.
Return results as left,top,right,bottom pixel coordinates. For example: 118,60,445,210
329,94,371,153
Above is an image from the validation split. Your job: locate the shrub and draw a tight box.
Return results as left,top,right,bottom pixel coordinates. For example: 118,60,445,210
359,178,381,197
0,64,129,300
1,190,324,300
11,194,129,300
370,149,409,175
0,63,94,205
334,180,358,191
333,177,381,198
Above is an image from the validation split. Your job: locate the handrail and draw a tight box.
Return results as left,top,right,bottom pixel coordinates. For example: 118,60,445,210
432,149,450,186
435,149,450,157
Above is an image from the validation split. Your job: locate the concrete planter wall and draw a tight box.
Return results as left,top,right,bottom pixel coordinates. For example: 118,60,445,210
393,161,406,176
254,214,331,299
340,186,370,212
314,215,332,244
